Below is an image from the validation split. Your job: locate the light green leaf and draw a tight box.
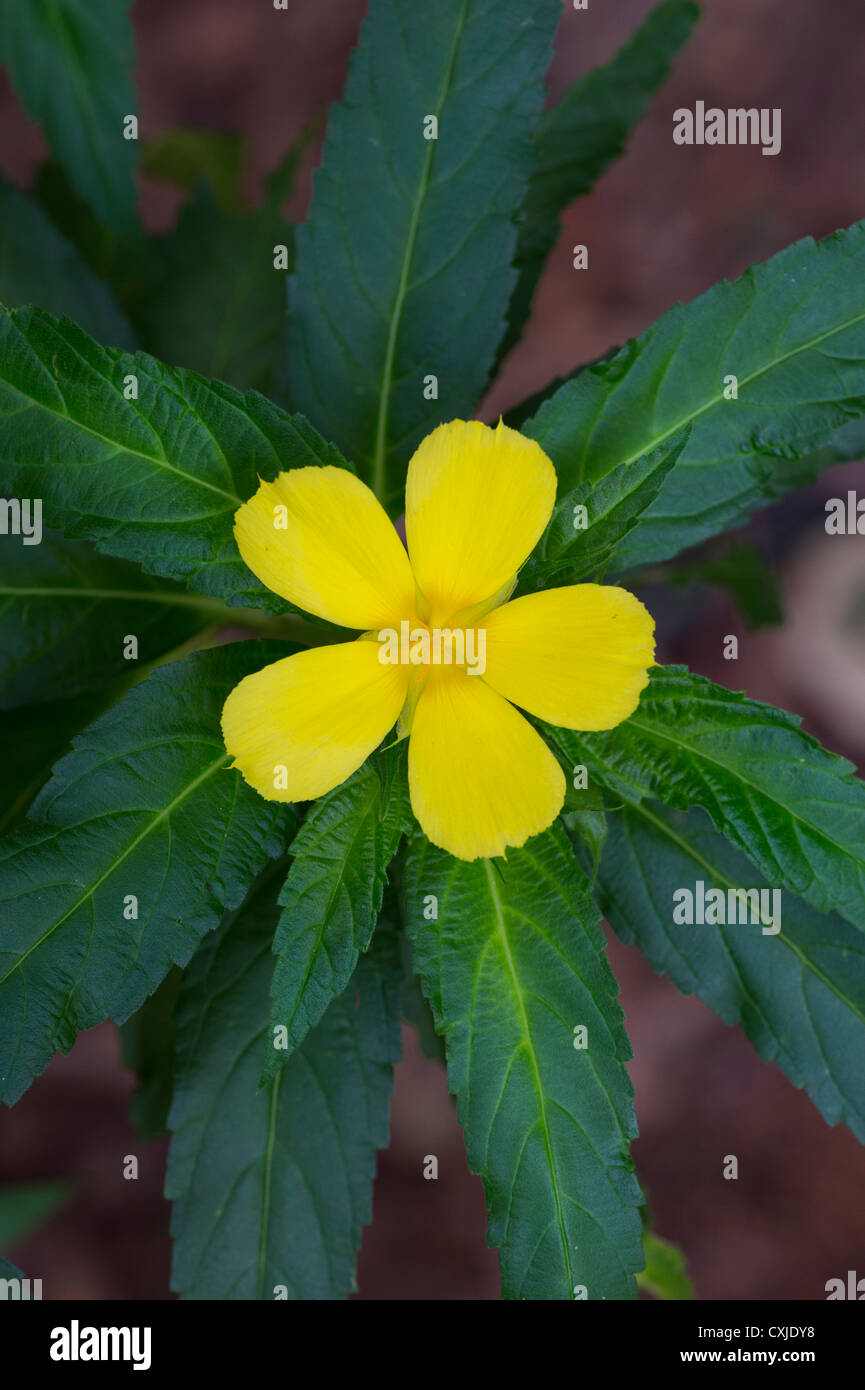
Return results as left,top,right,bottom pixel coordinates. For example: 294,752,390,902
637,1230,694,1300
0,0,138,235
549,665,865,931
0,534,210,708
286,0,560,509
405,824,643,1300
0,305,350,613
135,152,301,394
498,0,698,366
0,642,294,1106
517,428,688,592
596,800,865,1141
0,1180,71,1248
0,180,134,348
167,859,402,1299
523,221,865,570
264,744,411,1078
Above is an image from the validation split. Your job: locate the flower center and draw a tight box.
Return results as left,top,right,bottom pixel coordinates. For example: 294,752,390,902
376,619,486,676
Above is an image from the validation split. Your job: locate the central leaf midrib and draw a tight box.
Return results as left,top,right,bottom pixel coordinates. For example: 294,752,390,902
369,0,471,499
540,298,865,484
625,711,864,875
626,800,865,1031
42,0,121,209
482,858,574,1296
0,584,245,614
257,1067,282,1300
281,777,381,1037
0,751,230,989
3,362,242,506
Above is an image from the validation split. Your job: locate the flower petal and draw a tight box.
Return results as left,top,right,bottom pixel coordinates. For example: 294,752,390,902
234,467,416,628
405,419,556,621
408,667,565,860
482,584,655,730
222,640,410,801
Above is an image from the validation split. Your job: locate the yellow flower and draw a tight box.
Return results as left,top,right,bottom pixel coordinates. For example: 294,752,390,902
222,419,654,861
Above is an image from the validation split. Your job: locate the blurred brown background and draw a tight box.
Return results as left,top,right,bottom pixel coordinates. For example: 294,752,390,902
2,0,865,1300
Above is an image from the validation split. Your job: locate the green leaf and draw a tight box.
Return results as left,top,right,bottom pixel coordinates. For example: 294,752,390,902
167,858,402,1299
665,542,783,628
0,1180,71,1248
498,0,698,366
549,665,865,931
264,744,411,1077
120,967,183,1138
0,1256,23,1280
562,791,609,880
596,800,865,1142
405,824,643,1300
0,180,135,349
0,690,121,834
616,413,865,574
637,1230,694,1300
0,534,211,708
0,641,294,1106
135,153,301,394
390,870,447,1064
517,428,688,592
400,945,447,1065
0,0,139,235
286,0,560,508
0,305,350,613
523,221,865,570
503,343,621,432
32,161,155,304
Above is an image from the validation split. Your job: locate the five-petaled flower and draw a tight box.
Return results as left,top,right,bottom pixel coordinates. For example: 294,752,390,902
222,418,655,861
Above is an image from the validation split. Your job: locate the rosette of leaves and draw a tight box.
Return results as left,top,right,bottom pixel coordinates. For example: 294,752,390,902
2,0,865,1301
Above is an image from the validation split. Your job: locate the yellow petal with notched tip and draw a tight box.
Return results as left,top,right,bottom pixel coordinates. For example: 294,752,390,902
405,419,556,622
234,466,416,629
481,583,655,730
407,666,565,860
222,640,410,802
